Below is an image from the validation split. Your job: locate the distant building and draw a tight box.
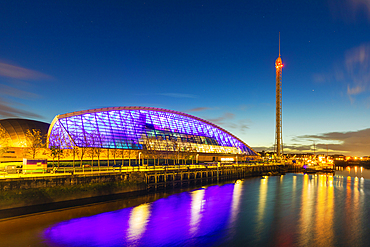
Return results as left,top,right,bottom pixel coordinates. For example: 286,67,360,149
48,107,258,163
0,118,50,161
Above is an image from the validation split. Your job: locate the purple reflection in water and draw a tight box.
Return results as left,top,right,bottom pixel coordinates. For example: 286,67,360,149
31,174,370,246
44,208,132,246
44,184,236,247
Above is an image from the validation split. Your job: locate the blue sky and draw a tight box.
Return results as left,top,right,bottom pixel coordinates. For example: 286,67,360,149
0,0,369,156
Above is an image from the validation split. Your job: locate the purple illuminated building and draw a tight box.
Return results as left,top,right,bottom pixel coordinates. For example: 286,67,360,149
48,107,257,160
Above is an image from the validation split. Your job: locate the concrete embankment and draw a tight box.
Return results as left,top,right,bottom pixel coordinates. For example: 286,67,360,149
0,164,289,216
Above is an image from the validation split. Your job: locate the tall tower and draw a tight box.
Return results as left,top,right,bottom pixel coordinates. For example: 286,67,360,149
275,32,283,157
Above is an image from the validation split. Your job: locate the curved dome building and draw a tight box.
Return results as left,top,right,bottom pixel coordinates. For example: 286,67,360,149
0,118,50,147
48,107,257,161
0,118,50,161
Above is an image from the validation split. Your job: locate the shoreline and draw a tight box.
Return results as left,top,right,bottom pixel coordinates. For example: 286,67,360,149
0,165,287,219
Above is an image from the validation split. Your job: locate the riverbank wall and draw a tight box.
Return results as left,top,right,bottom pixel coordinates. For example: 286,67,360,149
0,165,288,212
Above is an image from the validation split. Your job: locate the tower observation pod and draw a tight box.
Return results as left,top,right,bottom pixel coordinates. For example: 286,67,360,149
275,33,283,158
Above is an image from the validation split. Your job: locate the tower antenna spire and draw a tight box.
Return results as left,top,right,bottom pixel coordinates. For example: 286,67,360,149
275,32,283,159
279,32,281,57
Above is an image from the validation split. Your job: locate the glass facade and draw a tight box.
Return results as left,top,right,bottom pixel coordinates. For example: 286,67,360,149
48,107,257,155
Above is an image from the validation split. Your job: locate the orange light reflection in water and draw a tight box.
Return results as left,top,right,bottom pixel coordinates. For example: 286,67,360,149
313,175,334,246
255,176,268,240
348,176,361,245
343,176,354,245
227,180,244,238
292,175,296,199
299,174,314,246
346,166,351,173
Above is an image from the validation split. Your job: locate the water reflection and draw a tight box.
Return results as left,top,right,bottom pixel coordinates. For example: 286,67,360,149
255,176,268,239
346,176,363,246
257,177,268,219
335,166,370,179
315,175,327,246
299,174,314,246
127,203,151,243
314,175,334,246
189,189,205,236
228,180,244,224
327,175,334,245
227,179,244,237
291,175,297,210
37,174,370,246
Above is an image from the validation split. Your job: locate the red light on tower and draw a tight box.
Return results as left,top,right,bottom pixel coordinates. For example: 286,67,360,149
275,62,283,69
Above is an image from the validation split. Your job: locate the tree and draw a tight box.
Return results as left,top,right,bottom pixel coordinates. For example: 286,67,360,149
49,146,64,167
48,130,66,167
117,138,133,167
142,136,163,166
25,129,45,159
184,145,198,165
120,148,124,166
163,137,171,165
154,136,165,165
0,126,10,159
149,137,161,166
106,148,110,167
141,139,151,166
70,145,79,168
110,148,118,166
171,137,181,165
96,147,102,168
87,147,95,167
86,131,101,167
125,148,134,166
119,148,135,167
63,139,79,168
183,146,196,165
78,146,87,167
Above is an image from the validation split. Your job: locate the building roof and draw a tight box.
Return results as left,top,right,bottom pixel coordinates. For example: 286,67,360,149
0,118,50,147
49,107,258,155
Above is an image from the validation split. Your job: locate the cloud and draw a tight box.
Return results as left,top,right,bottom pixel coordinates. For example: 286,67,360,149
0,84,38,99
0,99,42,119
254,128,370,156
329,0,370,22
294,128,370,156
135,93,197,99
313,43,370,103
283,144,318,153
0,61,52,119
187,107,211,112
159,93,197,98
251,146,274,152
205,112,249,134
252,143,319,153
239,104,252,111
0,62,52,80
206,112,235,125
226,121,249,133
345,44,370,100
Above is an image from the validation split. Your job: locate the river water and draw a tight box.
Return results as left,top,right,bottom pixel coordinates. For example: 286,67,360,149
2,169,370,247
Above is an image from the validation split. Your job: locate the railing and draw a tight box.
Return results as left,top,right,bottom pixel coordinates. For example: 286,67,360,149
0,162,285,179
